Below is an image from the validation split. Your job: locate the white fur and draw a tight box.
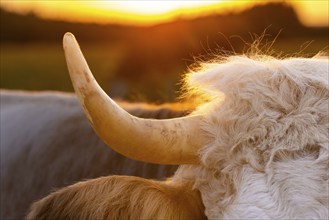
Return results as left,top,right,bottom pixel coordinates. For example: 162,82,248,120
174,56,329,219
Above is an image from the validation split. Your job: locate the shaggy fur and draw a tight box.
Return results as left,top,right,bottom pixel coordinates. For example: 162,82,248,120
27,176,206,220
175,55,329,219
28,55,328,219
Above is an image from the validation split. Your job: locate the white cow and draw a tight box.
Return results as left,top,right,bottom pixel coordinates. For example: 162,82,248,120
28,33,328,219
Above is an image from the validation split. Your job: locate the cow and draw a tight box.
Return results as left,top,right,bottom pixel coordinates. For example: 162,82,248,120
27,33,328,219
0,90,194,220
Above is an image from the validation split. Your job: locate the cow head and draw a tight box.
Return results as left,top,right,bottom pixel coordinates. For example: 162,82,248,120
28,33,328,219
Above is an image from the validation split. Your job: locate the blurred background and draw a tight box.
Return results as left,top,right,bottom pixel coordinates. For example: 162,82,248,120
0,0,328,102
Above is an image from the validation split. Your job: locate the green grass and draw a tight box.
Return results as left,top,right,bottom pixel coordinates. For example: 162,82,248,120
1,43,70,91
0,42,122,92
1,37,327,101
0,42,186,101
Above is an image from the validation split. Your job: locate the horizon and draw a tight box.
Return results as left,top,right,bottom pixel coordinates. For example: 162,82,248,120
0,1,328,27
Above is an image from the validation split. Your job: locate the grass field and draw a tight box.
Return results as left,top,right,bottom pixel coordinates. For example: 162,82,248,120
1,37,327,102
0,42,122,91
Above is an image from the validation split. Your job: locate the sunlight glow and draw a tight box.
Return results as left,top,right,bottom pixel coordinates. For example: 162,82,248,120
93,1,221,15
78,1,234,25
0,0,328,27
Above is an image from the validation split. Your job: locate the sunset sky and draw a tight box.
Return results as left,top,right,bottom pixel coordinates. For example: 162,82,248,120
0,1,328,27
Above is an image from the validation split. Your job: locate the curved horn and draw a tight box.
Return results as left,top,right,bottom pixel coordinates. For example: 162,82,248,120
63,32,206,164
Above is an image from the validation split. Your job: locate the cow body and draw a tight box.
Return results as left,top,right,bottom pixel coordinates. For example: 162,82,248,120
19,34,329,220
1,90,184,220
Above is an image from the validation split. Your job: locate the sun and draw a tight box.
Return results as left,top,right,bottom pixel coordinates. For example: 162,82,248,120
94,1,221,15
82,1,228,25
0,0,227,25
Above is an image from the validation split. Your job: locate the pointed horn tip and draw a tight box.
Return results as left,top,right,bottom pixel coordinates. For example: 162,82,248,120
63,32,77,48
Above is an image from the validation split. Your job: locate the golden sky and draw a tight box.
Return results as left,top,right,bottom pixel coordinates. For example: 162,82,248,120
0,1,328,27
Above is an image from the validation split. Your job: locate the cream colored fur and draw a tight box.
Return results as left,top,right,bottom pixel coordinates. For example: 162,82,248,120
174,55,329,219
28,55,328,219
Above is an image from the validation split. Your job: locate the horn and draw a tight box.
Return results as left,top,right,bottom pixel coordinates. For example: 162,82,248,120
63,32,206,164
